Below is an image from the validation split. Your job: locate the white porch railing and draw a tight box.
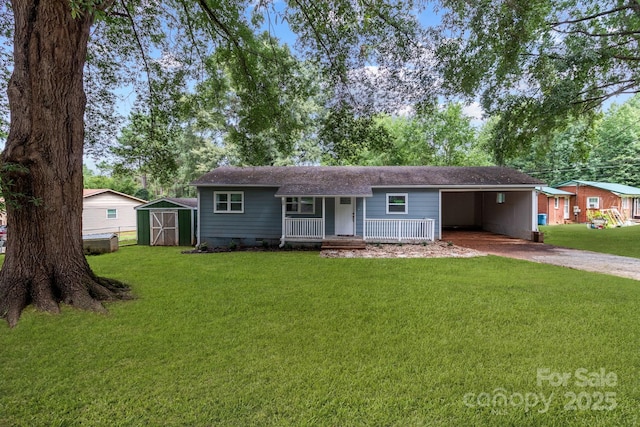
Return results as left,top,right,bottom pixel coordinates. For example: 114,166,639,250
365,218,435,242
284,217,324,240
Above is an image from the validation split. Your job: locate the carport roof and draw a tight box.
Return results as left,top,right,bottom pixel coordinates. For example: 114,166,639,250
192,166,542,196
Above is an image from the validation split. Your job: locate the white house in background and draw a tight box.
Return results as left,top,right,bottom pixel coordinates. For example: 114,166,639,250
83,189,146,235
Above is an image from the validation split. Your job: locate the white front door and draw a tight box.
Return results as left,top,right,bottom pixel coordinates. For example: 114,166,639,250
335,197,355,235
563,197,570,220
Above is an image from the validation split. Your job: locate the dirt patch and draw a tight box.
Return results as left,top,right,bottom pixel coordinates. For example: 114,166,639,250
321,241,485,259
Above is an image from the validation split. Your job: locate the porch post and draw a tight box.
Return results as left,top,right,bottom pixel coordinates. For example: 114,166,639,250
532,190,538,233
280,197,286,247
363,198,367,240
322,197,326,239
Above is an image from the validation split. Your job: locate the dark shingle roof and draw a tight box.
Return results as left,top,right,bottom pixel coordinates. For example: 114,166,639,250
192,166,542,196
165,198,198,208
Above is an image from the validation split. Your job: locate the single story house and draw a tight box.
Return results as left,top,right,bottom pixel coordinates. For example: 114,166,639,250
135,198,198,246
83,189,147,235
191,166,543,247
555,180,640,223
536,186,574,225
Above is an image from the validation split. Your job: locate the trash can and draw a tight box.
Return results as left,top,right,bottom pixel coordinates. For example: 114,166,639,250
537,213,547,225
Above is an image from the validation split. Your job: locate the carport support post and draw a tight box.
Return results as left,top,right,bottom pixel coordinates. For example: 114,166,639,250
531,190,539,237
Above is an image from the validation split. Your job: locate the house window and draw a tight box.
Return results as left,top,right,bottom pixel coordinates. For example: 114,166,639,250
285,197,315,214
622,198,629,209
587,197,600,209
554,198,559,209
496,192,506,204
387,193,408,214
106,209,117,219
214,192,244,213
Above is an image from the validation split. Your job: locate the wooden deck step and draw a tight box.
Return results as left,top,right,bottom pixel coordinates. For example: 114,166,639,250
321,237,366,250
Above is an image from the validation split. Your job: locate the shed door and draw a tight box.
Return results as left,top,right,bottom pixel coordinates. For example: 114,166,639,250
151,211,179,246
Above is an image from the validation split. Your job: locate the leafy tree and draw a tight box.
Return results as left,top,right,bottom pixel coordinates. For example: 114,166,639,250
320,104,393,165
435,0,640,163
185,35,325,166
110,111,180,189
342,103,492,166
505,119,595,185
586,95,640,186
83,165,139,196
0,0,428,326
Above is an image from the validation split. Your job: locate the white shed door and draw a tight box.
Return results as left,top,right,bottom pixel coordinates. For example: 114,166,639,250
151,211,178,246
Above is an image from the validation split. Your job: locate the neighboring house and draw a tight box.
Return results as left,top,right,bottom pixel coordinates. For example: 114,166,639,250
83,189,147,235
537,187,574,225
555,180,640,223
191,166,543,247
135,198,198,246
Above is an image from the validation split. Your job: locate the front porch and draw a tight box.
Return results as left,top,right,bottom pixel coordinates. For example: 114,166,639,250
281,216,436,247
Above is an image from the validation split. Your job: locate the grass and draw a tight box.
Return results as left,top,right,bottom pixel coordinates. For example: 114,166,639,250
1,246,639,426
117,230,138,246
540,223,640,258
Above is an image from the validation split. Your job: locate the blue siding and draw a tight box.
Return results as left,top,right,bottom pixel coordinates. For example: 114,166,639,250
325,198,336,235
198,187,441,245
199,187,328,246
199,187,282,246
365,188,440,237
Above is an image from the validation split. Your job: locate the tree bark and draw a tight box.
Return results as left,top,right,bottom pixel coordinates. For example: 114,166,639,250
0,0,130,327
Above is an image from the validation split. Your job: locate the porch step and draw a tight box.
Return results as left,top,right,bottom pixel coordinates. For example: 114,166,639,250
321,237,366,250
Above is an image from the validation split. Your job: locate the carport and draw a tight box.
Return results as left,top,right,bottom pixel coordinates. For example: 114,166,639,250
441,188,538,240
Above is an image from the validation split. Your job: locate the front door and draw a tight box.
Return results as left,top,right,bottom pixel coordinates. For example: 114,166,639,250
634,198,640,219
563,197,570,220
335,197,355,235
151,210,179,246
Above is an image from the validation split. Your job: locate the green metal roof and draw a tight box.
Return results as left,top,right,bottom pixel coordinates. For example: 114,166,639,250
536,186,573,196
556,180,640,196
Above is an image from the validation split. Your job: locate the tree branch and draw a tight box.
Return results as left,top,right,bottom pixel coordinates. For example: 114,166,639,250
118,0,154,104
549,5,632,26
195,0,254,88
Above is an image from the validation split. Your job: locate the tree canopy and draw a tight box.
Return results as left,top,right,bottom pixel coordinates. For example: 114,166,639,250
434,0,640,162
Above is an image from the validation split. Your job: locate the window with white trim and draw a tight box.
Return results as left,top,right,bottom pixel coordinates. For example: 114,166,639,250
285,197,315,214
622,198,629,209
554,198,559,209
386,193,408,214
587,197,600,209
106,209,117,219
214,191,244,213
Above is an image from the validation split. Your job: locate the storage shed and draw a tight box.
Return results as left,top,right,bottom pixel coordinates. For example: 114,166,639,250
135,198,197,246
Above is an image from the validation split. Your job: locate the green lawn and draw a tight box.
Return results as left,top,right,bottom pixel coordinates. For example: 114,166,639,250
1,246,638,426
541,223,640,258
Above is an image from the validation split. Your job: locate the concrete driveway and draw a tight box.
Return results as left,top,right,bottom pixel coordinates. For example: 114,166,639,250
442,230,640,281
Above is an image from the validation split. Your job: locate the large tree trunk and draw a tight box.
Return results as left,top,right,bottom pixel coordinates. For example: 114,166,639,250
0,0,130,327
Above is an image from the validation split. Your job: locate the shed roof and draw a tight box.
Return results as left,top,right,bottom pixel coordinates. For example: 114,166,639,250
136,197,198,210
536,186,574,196
556,180,640,196
192,166,542,196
